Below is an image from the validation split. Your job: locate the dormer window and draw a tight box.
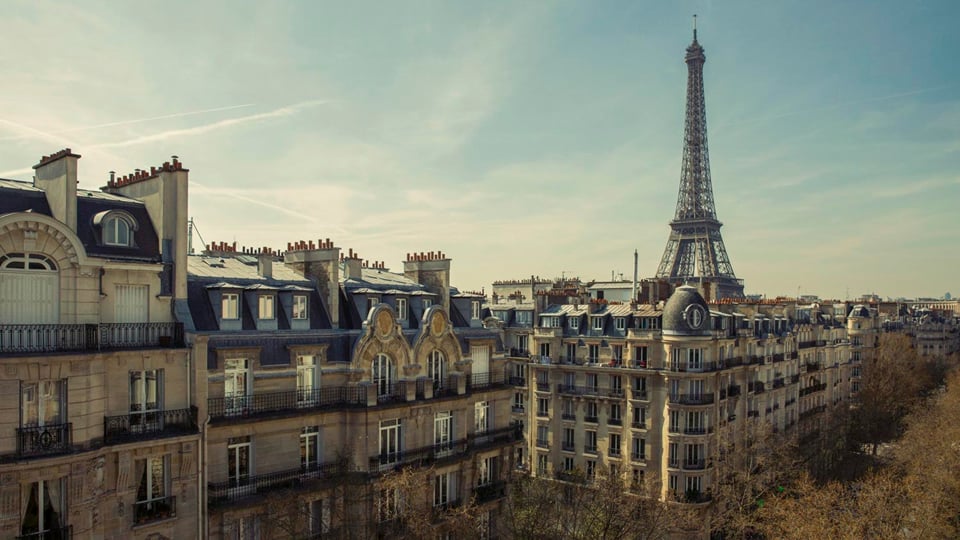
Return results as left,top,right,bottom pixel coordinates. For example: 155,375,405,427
258,295,275,320
615,317,626,330
471,301,481,320
570,317,579,330
94,210,138,247
396,298,408,320
593,317,604,331
292,295,308,320
222,293,239,320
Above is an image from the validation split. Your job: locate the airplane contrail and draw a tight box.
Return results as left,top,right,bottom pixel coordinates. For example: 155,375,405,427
191,180,348,234
93,100,327,149
0,104,256,142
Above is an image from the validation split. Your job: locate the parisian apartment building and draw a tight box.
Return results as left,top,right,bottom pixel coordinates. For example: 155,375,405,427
0,148,520,539
492,277,879,502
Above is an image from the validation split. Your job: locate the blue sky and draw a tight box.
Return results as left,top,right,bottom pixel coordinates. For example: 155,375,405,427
1,1,958,300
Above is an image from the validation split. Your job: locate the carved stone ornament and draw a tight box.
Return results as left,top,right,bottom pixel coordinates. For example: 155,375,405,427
430,311,446,337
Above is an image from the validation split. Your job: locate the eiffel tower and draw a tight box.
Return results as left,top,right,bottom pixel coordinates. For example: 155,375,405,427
655,18,744,299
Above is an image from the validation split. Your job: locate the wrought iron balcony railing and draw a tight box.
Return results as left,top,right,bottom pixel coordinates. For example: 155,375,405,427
468,371,506,390
0,322,184,354
369,425,522,475
104,407,198,445
16,423,72,458
682,459,707,470
133,495,176,525
208,386,366,421
16,525,72,540
208,461,346,506
474,481,506,503
671,393,715,405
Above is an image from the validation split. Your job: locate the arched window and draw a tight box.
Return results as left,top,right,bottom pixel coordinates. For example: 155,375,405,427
372,354,394,397
0,252,59,324
428,350,445,391
94,210,137,247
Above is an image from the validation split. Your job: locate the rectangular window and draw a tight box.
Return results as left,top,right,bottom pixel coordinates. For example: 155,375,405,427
115,284,149,323
669,474,679,495
632,437,645,460
21,380,65,427
435,411,453,456
537,398,549,417
566,343,577,362
586,373,598,390
301,426,321,472
609,433,621,456
592,317,603,330
563,428,575,448
297,355,317,405
472,301,481,320
228,436,252,489
585,430,597,453
612,345,623,363
516,311,532,325
513,392,525,410
633,406,646,427
293,295,308,319
635,346,648,367
668,442,678,467
20,478,65,537
258,294,275,320
224,358,250,416
475,401,490,435
610,403,622,423
586,460,596,479
686,476,702,497
477,456,497,486
539,342,551,359
516,334,529,354
670,410,681,433
135,455,170,520
537,454,548,475
422,298,432,310
377,488,399,522
379,419,401,469
611,375,622,392
588,344,600,363
561,398,574,418
536,425,549,447
222,293,239,320
586,401,598,421
129,370,162,431
367,297,379,316
434,472,456,507
569,317,579,330
615,317,626,331
563,457,574,471
396,298,407,320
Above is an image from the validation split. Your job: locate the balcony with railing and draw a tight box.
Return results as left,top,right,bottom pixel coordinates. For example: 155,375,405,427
584,415,598,423
474,481,507,504
370,425,522,475
16,423,72,458
799,383,828,397
749,381,766,394
208,386,366,422
608,417,622,427
772,377,785,389
584,445,598,455
682,459,707,470
104,407,198,445
536,439,549,449
561,413,576,421
670,393,715,405
670,361,722,373
468,371,506,390
557,384,600,396
508,376,527,387
535,381,550,392
208,460,346,506
16,526,73,540
508,348,530,358
133,495,176,526
631,452,645,462
727,384,741,397
0,322,185,355
631,389,648,400
683,426,713,435
805,362,821,372
631,420,646,429
772,353,785,363
799,405,827,420
561,442,575,452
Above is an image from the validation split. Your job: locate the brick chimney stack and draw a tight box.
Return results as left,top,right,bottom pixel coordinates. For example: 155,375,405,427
284,238,340,327
403,251,451,314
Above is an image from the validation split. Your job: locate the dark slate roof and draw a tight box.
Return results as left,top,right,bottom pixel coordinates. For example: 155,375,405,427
206,332,358,369
0,179,52,215
76,190,161,261
186,277,331,332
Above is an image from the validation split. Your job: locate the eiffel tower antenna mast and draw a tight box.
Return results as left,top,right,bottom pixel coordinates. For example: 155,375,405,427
654,17,744,299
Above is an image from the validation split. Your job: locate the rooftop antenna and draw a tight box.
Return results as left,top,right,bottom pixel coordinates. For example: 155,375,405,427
693,14,697,41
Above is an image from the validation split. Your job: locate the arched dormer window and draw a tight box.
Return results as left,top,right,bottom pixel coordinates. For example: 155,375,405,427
93,210,138,247
372,353,394,397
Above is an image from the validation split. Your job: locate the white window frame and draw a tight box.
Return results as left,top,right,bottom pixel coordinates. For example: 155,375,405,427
301,426,321,472
297,355,318,405
373,354,394,397
475,401,490,435
222,293,239,320
379,419,401,469
434,411,453,457
129,369,162,432
428,350,445,391
615,317,626,330
228,436,252,491
258,294,275,320
471,300,481,320
593,317,603,330
569,317,579,330
224,358,250,416
103,214,135,246
292,294,308,320
136,455,168,504
396,297,407,321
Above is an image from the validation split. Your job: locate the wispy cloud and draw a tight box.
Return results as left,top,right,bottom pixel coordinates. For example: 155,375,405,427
871,176,960,199
0,104,255,142
92,100,327,149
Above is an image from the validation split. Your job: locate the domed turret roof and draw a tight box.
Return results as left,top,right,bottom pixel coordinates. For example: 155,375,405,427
663,285,711,336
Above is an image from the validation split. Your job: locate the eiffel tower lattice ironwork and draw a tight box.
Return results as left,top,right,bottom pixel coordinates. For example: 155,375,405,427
655,19,744,299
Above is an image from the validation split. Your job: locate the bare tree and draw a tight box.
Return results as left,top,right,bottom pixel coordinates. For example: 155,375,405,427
501,466,691,540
